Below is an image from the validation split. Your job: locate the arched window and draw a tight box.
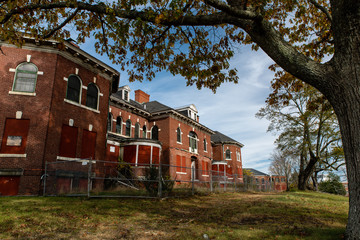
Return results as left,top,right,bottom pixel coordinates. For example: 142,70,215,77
66,75,82,103
177,127,181,143
116,116,122,134
135,123,140,138
225,149,231,159
203,139,207,152
13,62,38,92
151,125,159,140
107,113,113,132
86,83,98,109
125,120,132,137
189,131,198,153
143,125,147,138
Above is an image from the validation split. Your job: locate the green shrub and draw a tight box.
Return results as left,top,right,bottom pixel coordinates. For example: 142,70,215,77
319,172,346,195
143,166,174,197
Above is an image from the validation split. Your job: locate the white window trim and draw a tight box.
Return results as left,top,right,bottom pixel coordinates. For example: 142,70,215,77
64,99,100,114
0,153,27,158
176,172,187,175
9,91,36,96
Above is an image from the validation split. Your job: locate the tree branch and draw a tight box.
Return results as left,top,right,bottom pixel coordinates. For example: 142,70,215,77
309,0,332,22
204,0,261,20
43,8,79,39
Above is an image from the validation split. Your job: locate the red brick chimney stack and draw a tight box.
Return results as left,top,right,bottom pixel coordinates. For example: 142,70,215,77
135,89,150,103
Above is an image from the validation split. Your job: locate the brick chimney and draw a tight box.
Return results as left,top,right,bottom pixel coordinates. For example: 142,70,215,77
135,90,150,103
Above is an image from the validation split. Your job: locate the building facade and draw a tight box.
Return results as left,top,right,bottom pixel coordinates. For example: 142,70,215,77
0,39,119,195
0,41,255,196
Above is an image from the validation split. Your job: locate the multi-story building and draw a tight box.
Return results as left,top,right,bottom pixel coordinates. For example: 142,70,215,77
0,39,119,195
0,39,249,196
243,168,287,191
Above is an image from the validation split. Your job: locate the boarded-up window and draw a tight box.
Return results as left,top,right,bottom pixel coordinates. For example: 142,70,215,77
202,161,209,176
152,147,160,165
176,155,187,173
59,125,78,158
80,130,96,159
0,118,30,154
138,145,151,165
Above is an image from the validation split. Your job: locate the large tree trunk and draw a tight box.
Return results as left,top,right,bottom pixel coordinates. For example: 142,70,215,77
323,1,360,239
298,154,318,190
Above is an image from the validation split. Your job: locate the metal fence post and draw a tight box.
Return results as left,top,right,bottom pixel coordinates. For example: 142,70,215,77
234,174,237,192
87,159,92,198
43,162,48,196
191,166,195,195
158,162,162,198
210,169,213,193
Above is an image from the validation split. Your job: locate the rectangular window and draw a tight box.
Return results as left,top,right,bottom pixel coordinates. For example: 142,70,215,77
176,155,187,173
59,125,78,158
202,161,209,176
0,118,30,154
80,130,96,159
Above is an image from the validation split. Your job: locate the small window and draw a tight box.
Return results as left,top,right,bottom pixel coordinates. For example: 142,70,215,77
124,90,129,101
66,75,81,103
261,178,265,184
13,63,38,93
151,125,159,140
203,139,207,152
0,119,30,154
107,113,113,132
86,83,98,110
135,123,140,138
125,120,132,137
225,149,231,159
189,131,198,153
143,125,147,138
177,127,181,143
116,117,122,134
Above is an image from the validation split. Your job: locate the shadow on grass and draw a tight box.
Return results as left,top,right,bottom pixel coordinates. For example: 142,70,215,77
0,192,347,240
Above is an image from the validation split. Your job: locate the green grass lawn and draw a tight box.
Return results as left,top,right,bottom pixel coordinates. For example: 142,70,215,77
0,191,348,239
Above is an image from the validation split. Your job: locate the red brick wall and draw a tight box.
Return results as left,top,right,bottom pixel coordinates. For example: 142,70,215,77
0,45,58,195
108,104,150,138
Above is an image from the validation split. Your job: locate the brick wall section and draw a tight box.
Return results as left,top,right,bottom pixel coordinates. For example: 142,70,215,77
0,44,115,195
108,103,150,138
43,54,111,164
0,46,58,195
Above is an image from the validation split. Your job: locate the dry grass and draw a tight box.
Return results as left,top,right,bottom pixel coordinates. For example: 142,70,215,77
0,191,348,239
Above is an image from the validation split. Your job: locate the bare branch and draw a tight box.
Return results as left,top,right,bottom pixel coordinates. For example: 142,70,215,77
43,9,79,39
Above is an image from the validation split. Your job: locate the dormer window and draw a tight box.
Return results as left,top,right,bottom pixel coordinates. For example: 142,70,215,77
117,85,131,102
124,90,129,101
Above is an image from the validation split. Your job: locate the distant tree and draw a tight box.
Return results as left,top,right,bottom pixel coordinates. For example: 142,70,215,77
269,149,294,191
319,172,346,196
257,79,344,190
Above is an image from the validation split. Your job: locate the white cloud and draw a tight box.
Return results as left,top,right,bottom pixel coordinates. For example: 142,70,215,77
80,42,277,174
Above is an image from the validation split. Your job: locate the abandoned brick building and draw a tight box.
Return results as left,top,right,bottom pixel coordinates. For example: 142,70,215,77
0,39,285,196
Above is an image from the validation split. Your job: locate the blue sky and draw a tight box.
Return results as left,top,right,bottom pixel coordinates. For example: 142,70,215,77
80,41,278,174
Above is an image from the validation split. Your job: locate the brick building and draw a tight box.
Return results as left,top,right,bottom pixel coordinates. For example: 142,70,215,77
0,40,249,196
243,168,287,191
0,39,119,195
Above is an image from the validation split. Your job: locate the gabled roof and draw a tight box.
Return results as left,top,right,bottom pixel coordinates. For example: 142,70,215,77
243,168,269,176
211,131,244,147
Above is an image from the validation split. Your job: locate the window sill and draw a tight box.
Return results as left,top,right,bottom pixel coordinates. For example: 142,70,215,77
56,156,95,163
176,172,187,175
202,175,209,177
0,153,27,158
225,158,232,161
9,91,36,96
64,99,100,114
177,142,182,144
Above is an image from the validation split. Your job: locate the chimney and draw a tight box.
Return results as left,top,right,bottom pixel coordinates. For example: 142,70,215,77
197,115,200,123
135,89,150,103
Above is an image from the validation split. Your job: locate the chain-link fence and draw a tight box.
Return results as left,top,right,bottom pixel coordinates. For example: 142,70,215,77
43,159,280,198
